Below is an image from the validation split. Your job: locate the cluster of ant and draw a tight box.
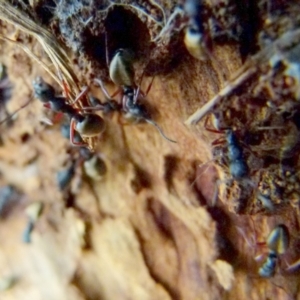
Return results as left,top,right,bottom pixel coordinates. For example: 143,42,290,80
204,39,300,216
30,46,177,207
2,0,300,292
179,0,300,286
33,48,176,147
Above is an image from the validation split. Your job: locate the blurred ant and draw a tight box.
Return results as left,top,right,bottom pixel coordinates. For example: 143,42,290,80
258,224,290,278
185,28,300,125
183,0,212,61
33,77,105,146
22,202,43,244
198,115,255,208
0,64,13,123
205,116,249,180
153,0,212,61
57,150,107,191
57,127,107,192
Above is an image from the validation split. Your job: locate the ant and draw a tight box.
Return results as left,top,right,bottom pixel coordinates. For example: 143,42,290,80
205,116,249,180
33,77,105,146
0,64,14,126
201,116,255,209
153,0,212,61
183,0,212,61
105,36,176,143
57,147,107,192
89,39,176,143
22,202,43,244
88,78,177,143
258,224,290,278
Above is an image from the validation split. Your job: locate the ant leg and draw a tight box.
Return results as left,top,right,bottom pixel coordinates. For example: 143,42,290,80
204,114,224,134
152,7,184,42
70,118,87,147
132,67,155,103
133,76,155,104
94,78,111,99
133,85,141,104
122,95,127,111
144,76,155,97
52,112,64,124
285,258,300,273
71,86,90,106
211,137,226,146
93,78,122,102
93,78,114,99
190,159,217,188
105,31,110,70
111,88,122,99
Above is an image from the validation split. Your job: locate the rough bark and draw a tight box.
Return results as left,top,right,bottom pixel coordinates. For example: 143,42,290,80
0,1,300,300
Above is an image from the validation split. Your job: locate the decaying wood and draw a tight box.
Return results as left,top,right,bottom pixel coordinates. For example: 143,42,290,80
0,1,300,300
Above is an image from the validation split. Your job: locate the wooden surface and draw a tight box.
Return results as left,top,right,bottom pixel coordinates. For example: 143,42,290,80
0,1,300,299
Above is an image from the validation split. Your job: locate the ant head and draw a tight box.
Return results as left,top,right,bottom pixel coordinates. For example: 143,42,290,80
126,101,149,120
32,77,56,103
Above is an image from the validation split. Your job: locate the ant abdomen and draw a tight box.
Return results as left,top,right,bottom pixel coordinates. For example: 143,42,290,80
229,160,249,179
109,48,135,88
83,154,107,181
73,114,106,137
258,224,290,278
259,251,277,278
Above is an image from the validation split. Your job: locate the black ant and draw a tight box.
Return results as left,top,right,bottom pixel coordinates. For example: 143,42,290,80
152,0,212,61
57,128,107,192
183,0,212,61
89,78,177,143
224,129,249,180
0,64,13,126
33,77,105,146
22,202,43,244
205,117,249,181
201,116,255,209
92,40,177,143
258,224,289,278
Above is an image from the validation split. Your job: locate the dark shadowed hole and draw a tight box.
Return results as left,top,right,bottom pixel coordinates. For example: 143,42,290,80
82,6,152,70
21,133,30,143
35,0,57,25
104,7,151,60
163,155,179,192
131,165,152,193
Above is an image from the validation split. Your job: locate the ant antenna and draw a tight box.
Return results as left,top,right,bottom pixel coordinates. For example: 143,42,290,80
105,31,110,69
0,96,33,126
144,118,177,143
